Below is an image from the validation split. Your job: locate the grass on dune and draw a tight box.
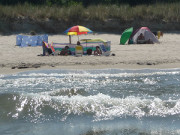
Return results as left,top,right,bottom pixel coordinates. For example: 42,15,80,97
0,2,179,23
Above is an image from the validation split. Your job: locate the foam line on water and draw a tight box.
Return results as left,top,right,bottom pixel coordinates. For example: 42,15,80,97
1,92,180,122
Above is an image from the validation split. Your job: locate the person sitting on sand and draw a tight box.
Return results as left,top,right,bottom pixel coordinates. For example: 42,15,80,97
128,38,133,44
60,46,71,56
146,39,154,44
77,41,81,45
94,46,102,56
137,33,146,44
87,49,92,55
77,41,83,49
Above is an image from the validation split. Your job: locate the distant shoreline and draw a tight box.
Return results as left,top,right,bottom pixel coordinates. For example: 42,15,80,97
1,63,180,75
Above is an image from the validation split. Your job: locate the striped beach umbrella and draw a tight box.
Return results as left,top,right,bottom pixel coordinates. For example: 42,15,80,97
65,25,93,36
64,25,93,43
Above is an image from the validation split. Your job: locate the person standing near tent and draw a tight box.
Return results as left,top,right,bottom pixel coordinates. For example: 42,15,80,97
153,31,163,39
137,33,146,44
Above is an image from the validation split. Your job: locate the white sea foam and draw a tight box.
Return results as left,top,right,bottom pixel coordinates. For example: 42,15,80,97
1,69,180,135
7,69,180,78
9,92,180,122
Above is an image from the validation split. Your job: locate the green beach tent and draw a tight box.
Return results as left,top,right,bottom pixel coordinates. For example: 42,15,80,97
120,27,133,45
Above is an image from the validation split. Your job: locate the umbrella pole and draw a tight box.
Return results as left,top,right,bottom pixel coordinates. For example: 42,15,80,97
86,40,87,54
69,35,71,44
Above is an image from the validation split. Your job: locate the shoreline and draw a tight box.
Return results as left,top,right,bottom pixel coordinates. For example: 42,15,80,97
1,62,180,75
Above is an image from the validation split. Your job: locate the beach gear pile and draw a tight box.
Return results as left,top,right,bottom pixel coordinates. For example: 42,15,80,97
120,27,160,45
42,25,111,56
42,38,111,56
16,34,48,47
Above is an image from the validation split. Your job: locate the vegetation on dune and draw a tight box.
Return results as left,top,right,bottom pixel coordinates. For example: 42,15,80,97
0,1,180,33
0,2,179,23
0,0,179,6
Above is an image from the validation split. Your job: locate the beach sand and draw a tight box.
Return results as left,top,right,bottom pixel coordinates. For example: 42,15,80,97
0,33,180,75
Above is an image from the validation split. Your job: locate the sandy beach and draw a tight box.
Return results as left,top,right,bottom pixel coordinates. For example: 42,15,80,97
0,33,180,75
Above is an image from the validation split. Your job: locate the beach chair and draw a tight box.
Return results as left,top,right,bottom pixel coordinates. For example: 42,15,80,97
49,42,60,56
43,41,49,48
99,44,111,56
75,45,83,57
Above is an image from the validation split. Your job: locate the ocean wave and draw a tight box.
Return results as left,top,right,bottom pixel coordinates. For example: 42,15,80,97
1,92,180,123
1,69,180,123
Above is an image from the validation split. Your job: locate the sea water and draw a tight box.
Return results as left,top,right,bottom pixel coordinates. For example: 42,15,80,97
0,69,180,135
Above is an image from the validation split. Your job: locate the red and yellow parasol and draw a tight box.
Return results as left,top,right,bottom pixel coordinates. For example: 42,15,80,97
64,25,93,43
65,25,93,35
